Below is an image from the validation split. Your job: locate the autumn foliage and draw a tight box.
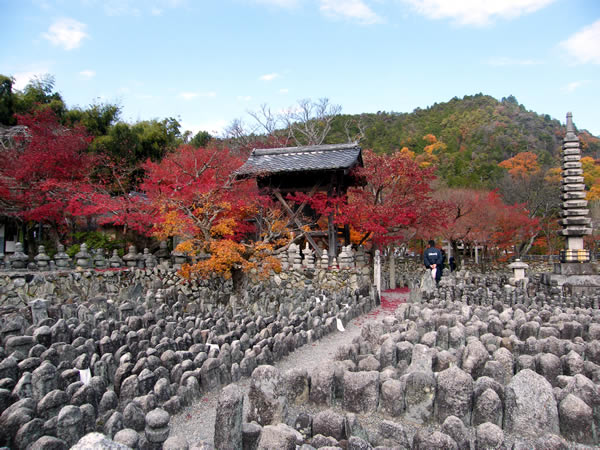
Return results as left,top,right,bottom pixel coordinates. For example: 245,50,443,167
290,150,446,249
436,188,539,258
139,145,285,279
0,109,94,230
498,151,541,177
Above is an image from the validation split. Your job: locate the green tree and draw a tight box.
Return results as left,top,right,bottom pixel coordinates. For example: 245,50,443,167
0,75,16,125
65,102,121,136
14,74,66,118
189,130,212,148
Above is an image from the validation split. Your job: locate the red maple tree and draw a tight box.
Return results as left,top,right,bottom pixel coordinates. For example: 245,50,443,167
290,150,447,249
0,109,95,245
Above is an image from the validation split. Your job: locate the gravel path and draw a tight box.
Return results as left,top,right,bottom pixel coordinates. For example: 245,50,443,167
170,289,408,446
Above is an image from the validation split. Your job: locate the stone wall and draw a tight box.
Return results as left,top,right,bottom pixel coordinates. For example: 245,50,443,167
0,264,372,317
0,263,376,449
212,271,600,449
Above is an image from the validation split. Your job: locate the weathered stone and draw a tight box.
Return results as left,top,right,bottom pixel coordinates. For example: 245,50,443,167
441,415,470,450
145,408,170,445
475,422,504,450
37,389,69,420
283,368,309,405
472,388,502,427
256,423,301,450
214,384,243,450
347,436,372,450
28,435,68,450
0,401,34,447
504,369,559,437
434,366,473,425
461,339,489,379
378,420,410,448
379,379,404,417
113,428,140,448
342,370,379,414
412,428,458,450
164,435,190,450
71,432,130,449
559,393,595,444
56,405,84,448
247,365,287,426
536,353,562,387
309,364,335,406
104,411,124,439
32,361,58,402
242,422,262,450
403,370,435,424
124,401,146,431
14,418,45,450
312,409,346,441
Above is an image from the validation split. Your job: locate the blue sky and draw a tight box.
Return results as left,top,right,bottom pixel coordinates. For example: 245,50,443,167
2,0,600,137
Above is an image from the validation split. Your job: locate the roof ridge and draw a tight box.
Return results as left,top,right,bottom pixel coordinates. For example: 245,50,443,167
252,142,359,156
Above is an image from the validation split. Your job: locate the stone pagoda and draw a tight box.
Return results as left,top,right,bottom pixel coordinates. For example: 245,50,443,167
542,112,600,294
559,112,592,259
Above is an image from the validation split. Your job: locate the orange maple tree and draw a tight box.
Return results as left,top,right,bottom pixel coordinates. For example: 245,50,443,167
498,151,541,177
141,144,287,280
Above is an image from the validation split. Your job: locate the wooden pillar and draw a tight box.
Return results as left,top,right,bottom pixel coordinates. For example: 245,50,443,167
327,173,337,264
328,212,337,264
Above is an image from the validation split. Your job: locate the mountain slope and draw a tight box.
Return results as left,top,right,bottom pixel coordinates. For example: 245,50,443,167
327,94,599,188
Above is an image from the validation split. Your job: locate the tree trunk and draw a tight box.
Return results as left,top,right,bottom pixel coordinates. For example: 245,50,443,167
231,267,247,296
389,248,396,290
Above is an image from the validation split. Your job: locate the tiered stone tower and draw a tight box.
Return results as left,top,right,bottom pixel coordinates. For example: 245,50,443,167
559,112,592,262
542,112,599,295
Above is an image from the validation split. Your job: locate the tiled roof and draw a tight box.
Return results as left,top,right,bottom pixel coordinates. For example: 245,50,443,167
236,143,363,176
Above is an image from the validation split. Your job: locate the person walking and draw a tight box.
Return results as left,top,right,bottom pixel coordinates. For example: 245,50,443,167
424,240,443,284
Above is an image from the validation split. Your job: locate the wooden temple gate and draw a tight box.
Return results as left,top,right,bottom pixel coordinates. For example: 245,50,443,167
236,143,364,263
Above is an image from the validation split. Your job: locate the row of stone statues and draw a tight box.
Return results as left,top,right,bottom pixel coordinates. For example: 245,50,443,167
1,241,173,271
1,241,369,272
280,243,368,270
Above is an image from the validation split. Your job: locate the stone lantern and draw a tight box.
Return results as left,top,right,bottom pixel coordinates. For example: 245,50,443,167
509,259,529,285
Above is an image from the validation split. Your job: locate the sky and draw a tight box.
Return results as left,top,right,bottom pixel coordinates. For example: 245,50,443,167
2,0,600,137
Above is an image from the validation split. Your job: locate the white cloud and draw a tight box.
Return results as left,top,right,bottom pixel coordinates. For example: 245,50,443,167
259,73,280,81
12,71,46,90
279,88,289,94
319,0,382,25
561,80,590,93
79,69,96,78
42,18,88,50
237,95,252,101
179,91,217,100
560,19,600,65
486,57,542,66
151,7,163,15
402,0,555,26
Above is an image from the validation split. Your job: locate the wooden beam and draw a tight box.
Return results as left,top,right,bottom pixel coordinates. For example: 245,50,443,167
274,191,322,258
285,183,320,228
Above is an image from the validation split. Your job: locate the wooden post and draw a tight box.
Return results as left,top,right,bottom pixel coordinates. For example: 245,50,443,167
328,212,336,265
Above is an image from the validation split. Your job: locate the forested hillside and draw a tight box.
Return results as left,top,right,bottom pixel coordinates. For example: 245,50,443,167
2,75,599,259
327,94,600,188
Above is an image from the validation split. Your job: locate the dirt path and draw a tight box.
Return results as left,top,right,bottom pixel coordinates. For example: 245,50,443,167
170,289,408,446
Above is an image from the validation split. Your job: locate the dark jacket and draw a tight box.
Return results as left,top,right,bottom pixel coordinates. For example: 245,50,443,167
424,246,443,268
